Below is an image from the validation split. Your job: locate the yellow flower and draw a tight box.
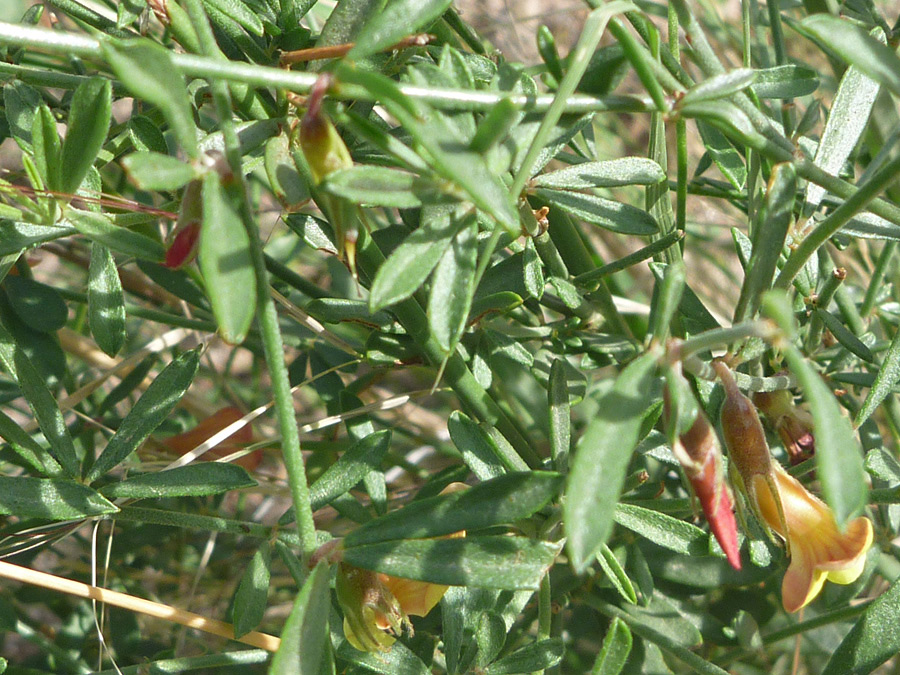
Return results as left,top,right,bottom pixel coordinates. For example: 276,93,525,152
750,461,873,613
713,361,873,613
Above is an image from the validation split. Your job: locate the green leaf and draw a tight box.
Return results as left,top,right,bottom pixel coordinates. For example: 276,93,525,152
232,541,271,638
309,430,391,511
800,16,900,99
822,578,900,675
842,212,900,241
99,463,256,499
532,158,665,190
323,165,455,209
203,0,264,37
613,504,708,556
428,215,478,353
128,114,169,154
67,209,165,261
31,104,61,192
591,618,632,675
341,536,560,590
548,358,571,472
86,349,200,482
13,348,79,478
751,64,819,99
345,471,563,546
0,221,75,256
804,28,883,212
816,310,874,362
734,162,796,322
4,276,67,333
122,151,198,192
88,243,126,356
59,77,111,195
680,69,756,106
335,66,519,233
199,172,257,344
536,189,659,235
270,561,333,675
765,299,867,523
0,476,118,520
565,352,657,572
447,411,510,480
856,324,900,427
101,37,198,158
597,544,637,605
369,206,462,311
483,638,564,675
348,0,451,59
264,134,309,206
696,121,746,190
3,81,42,149
0,408,64,477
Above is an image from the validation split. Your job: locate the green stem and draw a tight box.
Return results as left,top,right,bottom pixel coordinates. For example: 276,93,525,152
0,22,652,114
775,154,900,290
861,241,897,318
355,229,541,468
677,321,770,358
180,0,317,557
574,231,684,287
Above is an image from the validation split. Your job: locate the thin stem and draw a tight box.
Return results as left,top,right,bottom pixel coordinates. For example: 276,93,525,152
0,22,652,114
180,0,318,557
775,154,900,290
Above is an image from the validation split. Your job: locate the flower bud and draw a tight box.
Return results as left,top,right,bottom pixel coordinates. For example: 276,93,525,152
753,389,815,465
164,179,202,269
664,370,741,569
299,76,353,186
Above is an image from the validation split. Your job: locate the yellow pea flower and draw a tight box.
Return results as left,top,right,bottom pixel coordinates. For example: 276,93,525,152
751,461,873,613
714,361,873,613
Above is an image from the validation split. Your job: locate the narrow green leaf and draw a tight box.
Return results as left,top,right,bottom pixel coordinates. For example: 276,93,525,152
447,411,509,480
122,151,198,192
536,189,659,235
67,209,165,261
101,38,198,158
764,298,867,523
483,638,564,675
341,536,561,590
801,16,900,98
429,215,478,352
369,206,461,311
264,134,309,206
0,476,118,520
856,324,900,427
597,544,637,605
696,121,746,190
647,261,685,343
88,243,126,356
59,77,111,194
13,348,79,478
99,463,256,499
345,472,563,547
232,542,271,639
4,276,67,333
470,97,521,153
751,64,819,99
680,68,755,106
842,212,900,241
548,358,571,472
734,162,796,322
0,221,75,257
199,172,257,344
86,349,200,482
309,430,391,511
3,81,42,149
532,158,665,190
31,104,61,192
203,0,264,37
348,0,451,59
0,408,64,477
322,165,454,208
613,504,708,555
565,352,657,572
270,561,333,675
591,618,632,675
822,579,900,675
804,28,883,212
816,310,874,362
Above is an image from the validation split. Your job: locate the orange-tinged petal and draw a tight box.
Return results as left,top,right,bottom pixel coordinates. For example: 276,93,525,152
751,464,873,612
379,574,448,618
